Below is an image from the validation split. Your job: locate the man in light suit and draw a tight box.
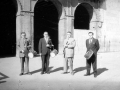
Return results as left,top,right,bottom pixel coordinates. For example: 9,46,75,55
63,31,76,75
18,32,31,76
84,32,99,77
38,31,53,74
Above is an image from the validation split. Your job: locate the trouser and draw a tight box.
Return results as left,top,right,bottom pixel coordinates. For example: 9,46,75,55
41,53,50,72
63,57,73,73
86,54,97,74
20,57,29,73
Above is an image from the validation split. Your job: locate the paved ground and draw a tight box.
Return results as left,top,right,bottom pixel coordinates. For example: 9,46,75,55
0,52,120,90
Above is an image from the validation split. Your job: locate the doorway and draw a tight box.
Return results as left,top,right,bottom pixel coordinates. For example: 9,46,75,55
0,0,17,57
74,3,93,30
34,0,59,53
74,3,93,54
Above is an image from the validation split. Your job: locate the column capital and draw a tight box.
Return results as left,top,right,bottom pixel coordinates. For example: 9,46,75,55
65,15,74,20
20,11,34,16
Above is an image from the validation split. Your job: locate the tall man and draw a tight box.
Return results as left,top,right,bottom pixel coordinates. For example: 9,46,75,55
18,32,31,76
85,32,100,77
63,31,76,75
38,31,53,74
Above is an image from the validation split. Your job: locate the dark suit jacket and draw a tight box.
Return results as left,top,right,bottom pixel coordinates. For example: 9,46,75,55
38,38,53,55
86,38,99,56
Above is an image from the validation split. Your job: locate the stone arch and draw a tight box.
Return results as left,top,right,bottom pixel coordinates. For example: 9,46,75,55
74,3,93,30
34,0,62,53
16,0,23,15
33,0,62,19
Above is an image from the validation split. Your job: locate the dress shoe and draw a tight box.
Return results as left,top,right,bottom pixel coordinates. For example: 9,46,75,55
71,72,74,75
92,71,97,74
62,72,67,74
94,73,97,78
27,72,32,75
84,73,90,76
45,70,50,74
46,71,50,74
25,72,32,75
41,72,44,75
19,73,24,76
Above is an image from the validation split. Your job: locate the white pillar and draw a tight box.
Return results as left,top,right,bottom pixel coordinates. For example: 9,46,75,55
16,14,22,57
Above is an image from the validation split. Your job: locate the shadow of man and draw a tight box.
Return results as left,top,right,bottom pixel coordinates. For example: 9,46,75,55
0,72,9,84
96,68,108,77
30,66,53,74
73,66,87,74
50,67,63,73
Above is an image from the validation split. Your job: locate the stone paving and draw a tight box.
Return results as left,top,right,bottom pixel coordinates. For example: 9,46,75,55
0,52,120,90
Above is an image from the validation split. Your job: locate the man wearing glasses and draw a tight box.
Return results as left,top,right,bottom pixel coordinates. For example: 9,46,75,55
18,32,31,76
38,31,53,74
84,32,99,77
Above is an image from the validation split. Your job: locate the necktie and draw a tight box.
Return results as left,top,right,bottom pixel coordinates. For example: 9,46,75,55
89,39,92,44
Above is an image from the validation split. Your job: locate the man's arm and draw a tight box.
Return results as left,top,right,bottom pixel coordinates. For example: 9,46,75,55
96,39,100,52
26,39,31,50
38,38,42,55
67,39,76,48
86,39,88,50
47,39,54,48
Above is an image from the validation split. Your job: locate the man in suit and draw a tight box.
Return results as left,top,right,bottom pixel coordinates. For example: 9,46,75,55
84,32,100,77
63,31,76,75
18,32,31,76
38,31,53,74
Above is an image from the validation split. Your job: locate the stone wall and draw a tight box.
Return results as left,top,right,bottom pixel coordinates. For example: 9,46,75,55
104,0,120,52
16,0,120,56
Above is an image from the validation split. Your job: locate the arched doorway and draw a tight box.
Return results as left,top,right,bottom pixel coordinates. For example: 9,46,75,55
34,0,59,53
74,3,93,54
0,0,17,58
74,3,93,30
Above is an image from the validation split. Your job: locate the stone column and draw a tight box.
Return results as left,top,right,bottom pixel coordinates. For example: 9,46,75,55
66,16,74,37
65,1,74,37
20,11,34,51
21,11,31,39
58,17,66,53
30,13,34,52
16,14,22,57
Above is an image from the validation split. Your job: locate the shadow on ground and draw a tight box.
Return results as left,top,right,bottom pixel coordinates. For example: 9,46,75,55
74,66,86,74
50,67,63,73
30,66,53,74
97,67,108,76
0,72,9,84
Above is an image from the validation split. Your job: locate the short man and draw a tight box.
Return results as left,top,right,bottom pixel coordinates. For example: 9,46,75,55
38,31,53,74
85,32,100,77
63,31,76,75
18,32,31,76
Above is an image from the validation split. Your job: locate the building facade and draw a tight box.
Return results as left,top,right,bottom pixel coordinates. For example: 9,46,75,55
15,0,120,56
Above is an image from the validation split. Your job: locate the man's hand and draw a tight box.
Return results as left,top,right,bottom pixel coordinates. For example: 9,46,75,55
39,53,42,56
22,50,24,53
65,45,68,48
46,44,50,47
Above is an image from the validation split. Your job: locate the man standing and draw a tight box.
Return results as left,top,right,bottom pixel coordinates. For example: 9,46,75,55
18,32,31,76
38,31,53,74
63,31,76,75
84,32,100,77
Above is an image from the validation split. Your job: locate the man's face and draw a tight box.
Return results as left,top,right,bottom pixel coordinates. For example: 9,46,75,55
88,33,93,39
67,33,71,39
21,34,26,38
44,32,48,38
